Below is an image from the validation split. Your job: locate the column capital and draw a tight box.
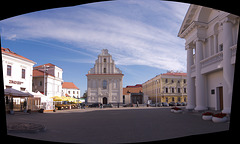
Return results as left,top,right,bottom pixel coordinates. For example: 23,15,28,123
185,44,194,50
220,16,236,25
193,38,205,44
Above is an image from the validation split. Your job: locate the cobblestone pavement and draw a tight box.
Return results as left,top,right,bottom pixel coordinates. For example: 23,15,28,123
6,107,229,143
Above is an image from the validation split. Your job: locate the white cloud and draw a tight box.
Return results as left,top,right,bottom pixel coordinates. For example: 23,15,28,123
0,0,189,72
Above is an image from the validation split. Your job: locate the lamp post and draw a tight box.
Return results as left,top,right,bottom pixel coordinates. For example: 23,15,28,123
156,80,157,107
43,65,49,96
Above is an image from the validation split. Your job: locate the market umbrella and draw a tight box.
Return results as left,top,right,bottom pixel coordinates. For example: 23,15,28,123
51,96,62,101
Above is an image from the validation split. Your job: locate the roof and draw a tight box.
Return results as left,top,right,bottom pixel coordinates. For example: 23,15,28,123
162,72,187,76
86,74,124,76
34,63,59,69
123,86,143,95
126,84,142,88
1,47,36,64
62,82,79,90
33,69,54,77
177,4,198,38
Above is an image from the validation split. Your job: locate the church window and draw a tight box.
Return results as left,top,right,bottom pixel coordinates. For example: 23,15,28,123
104,58,106,62
104,68,106,73
103,80,107,89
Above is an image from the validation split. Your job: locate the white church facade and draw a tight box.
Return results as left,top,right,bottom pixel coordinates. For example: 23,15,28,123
178,4,239,113
86,49,124,105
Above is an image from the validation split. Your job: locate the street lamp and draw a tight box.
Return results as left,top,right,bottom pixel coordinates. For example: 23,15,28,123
43,65,50,96
156,79,157,107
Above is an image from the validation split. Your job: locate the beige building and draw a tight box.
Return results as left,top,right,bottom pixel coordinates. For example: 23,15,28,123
86,49,124,105
142,71,187,104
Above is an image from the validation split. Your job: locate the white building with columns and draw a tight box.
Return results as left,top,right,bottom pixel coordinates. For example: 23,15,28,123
86,49,124,105
178,5,239,113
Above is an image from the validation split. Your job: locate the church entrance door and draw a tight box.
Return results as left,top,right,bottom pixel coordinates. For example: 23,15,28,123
103,97,107,104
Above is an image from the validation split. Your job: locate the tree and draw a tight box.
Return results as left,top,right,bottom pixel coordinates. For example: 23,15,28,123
82,91,87,99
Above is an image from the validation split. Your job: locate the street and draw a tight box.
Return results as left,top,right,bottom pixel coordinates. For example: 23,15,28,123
6,107,229,143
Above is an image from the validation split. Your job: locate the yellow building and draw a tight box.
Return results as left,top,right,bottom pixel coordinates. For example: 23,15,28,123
142,71,187,104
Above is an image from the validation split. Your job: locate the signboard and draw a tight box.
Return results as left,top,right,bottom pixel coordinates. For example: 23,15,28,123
9,80,23,85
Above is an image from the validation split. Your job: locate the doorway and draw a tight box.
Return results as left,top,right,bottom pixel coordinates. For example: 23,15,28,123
217,87,223,110
103,97,107,104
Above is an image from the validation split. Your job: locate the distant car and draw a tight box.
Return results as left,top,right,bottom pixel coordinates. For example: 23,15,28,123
88,103,102,108
103,104,113,108
169,102,176,106
150,103,156,107
176,102,182,106
123,103,133,107
161,102,169,107
181,102,187,106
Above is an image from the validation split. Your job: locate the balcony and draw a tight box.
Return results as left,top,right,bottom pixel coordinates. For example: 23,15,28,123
231,44,237,64
200,51,223,68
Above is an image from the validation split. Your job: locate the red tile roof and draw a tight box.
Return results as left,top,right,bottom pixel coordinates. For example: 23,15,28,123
34,63,56,68
162,72,187,76
62,82,79,90
1,47,35,64
33,69,54,77
123,86,143,95
126,84,142,88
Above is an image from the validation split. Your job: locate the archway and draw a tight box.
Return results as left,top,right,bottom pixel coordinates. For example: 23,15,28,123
103,97,107,104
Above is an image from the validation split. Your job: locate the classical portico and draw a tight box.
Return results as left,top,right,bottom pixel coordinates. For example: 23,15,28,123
178,5,239,113
86,49,124,105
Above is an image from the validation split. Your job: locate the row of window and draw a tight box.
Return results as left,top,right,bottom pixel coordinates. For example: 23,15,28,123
165,97,187,102
143,79,187,88
65,90,79,94
7,65,26,79
165,79,186,84
147,87,187,94
165,87,187,93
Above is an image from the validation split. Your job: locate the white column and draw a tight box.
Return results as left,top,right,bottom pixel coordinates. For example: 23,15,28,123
186,44,196,110
213,34,218,54
108,79,112,103
222,18,234,114
194,38,207,111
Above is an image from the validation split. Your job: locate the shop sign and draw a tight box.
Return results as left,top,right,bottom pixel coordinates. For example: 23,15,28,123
9,80,23,85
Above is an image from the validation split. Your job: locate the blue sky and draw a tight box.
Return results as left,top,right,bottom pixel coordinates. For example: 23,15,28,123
0,0,189,96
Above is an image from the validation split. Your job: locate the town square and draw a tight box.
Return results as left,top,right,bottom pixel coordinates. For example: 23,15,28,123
0,0,239,143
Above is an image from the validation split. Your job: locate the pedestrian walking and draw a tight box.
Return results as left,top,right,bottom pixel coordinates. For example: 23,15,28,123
137,101,139,107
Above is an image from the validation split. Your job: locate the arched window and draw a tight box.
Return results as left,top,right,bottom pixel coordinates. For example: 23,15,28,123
104,68,106,73
103,80,107,89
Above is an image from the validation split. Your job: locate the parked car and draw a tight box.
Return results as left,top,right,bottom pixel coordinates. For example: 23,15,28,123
123,103,133,107
161,102,169,107
88,103,102,108
181,102,187,106
103,104,113,108
176,102,182,106
169,102,176,106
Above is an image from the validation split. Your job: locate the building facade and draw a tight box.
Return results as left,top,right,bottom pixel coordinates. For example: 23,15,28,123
62,82,80,98
142,71,187,104
32,63,63,97
123,84,144,104
2,47,36,111
86,49,124,105
178,5,239,113
2,47,36,91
